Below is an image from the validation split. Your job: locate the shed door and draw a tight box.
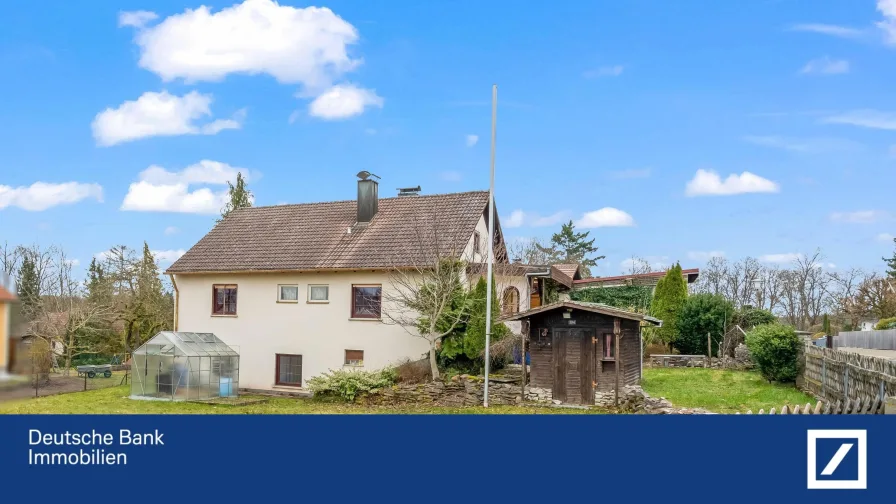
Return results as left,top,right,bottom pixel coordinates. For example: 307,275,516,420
552,328,594,405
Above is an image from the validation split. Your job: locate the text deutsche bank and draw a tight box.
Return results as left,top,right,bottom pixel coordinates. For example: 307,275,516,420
27,429,164,466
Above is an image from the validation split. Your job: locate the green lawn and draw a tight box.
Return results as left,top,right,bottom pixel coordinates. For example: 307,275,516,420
642,368,816,413
0,385,605,415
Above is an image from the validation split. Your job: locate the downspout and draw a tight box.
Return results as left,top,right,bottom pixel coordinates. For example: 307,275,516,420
168,274,179,331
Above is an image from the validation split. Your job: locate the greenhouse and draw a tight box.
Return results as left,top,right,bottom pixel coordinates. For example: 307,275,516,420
130,332,240,401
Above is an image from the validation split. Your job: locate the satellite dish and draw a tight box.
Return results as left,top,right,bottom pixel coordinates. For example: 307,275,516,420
357,171,380,180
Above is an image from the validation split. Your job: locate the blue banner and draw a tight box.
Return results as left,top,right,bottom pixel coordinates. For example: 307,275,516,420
0,415,891,502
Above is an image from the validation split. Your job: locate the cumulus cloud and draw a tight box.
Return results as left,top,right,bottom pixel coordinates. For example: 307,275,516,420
800,56,850,74
576,208,635,228
121,160,254,214
306,84,383,120
502,210,569,229
92,91,244,146
759,253,803,264
685,169,780,196
0,182,103,211
877,0,896,44
118,10,158,28
687,251,725,262
465,134,479,147
830,210,888,223
152,249,187,263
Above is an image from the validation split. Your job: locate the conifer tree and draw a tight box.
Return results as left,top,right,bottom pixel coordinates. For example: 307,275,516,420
650,263,688,350
219,172,253,221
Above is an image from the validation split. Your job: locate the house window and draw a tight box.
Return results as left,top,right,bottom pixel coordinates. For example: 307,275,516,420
502,287,520,315
345,349,364,367
212,285,238,315
473,231,481,254
603,334,616,360
308,284,329,303
278,284,299,303
351,285,382,319
275,354,302,387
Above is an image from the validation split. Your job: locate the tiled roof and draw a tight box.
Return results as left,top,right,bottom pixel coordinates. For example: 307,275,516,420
0,285,16,302
167,191,491,274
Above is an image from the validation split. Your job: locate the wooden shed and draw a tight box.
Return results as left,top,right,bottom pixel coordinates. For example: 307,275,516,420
504,301,662,405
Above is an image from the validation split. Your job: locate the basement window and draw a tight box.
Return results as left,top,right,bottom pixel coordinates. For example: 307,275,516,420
345,349,364,367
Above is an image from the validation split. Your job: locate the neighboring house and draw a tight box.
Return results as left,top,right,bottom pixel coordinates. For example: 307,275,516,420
573,269,700,293
167,175,533,392
0,282,16,378
859,318,879,332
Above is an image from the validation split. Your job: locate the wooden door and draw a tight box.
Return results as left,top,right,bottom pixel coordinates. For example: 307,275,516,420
552,328,594,405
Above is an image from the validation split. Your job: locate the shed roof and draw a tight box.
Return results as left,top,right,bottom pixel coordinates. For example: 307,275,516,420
166,190,491,274
502,300,663,326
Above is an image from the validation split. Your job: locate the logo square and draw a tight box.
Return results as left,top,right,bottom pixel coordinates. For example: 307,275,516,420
807,429,867,490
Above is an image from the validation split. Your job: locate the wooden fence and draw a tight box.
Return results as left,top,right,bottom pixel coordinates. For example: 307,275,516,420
737,398,887,414
834,329,896,350
802,346,896,408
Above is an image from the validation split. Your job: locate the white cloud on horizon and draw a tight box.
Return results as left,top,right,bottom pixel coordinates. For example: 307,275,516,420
121,160,254,214
92,91,244,146
465,134,479,147
800,56,850,74
830,210,888,223
576,208,635,228
0,182,103,211
760,253,803,264
685,169,780,196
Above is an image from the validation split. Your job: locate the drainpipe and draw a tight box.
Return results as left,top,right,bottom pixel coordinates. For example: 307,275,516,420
168,274,179,331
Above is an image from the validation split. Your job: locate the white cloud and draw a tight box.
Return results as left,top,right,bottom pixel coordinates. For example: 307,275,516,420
760,253,803,264
92,91,243,146
877,0,896,44
789,23,863,39
742,135,861,154
830,210,888,223
124,0,361,90
503,210,569,229
66,259,81,267
307,84,383,120
118,10,158,28
164,226,179,235
576,208,635,228
152,249,186,264
878,232,895,242
800,56,850,74
0,182,103,211
822,109,896,130
608,168,651,179
465,134,479,147
584,65,624,78
685,169,780,197
94,251,114,262
121,160,253,214
440,171,462,182
687,251,725,262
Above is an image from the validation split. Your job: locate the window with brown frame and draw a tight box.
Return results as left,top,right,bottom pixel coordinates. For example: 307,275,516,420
351,285,382,319
473,231,481,254
602,334,616,360
502,287,520,315
344,349,364,366
275,354,302,386
212,284,238,315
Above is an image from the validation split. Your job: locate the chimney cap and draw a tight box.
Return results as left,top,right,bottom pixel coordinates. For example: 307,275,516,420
357,171,380,181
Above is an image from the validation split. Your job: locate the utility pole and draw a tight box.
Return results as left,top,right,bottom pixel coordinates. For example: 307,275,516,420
483,84,497,408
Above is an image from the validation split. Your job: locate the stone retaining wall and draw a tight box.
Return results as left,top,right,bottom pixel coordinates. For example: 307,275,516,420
649,344,753,371
367,375,522,407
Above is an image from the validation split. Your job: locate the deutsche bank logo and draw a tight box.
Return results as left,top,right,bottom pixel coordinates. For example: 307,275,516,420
807,430,867,490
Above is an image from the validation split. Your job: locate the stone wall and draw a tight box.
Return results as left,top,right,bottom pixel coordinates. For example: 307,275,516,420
649,344,753,370
527,384,711,414
367,375,522,407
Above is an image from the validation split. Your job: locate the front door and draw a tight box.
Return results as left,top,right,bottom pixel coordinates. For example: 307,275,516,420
552,328,594,404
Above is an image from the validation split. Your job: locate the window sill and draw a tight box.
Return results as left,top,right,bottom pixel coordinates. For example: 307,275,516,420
343,364,364,368
272,384,304,390
601,358,616,362
349,317,381,322
307,300,330,304
211,314,238,318
276,300,299,304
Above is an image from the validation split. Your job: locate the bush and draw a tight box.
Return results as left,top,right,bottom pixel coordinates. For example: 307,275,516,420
395,358,431,384
745,324,802,383
734,307,776,329
875,317,896,330
307,367,398,402
570,285,652,312
650,264,689,348
674,293,734,356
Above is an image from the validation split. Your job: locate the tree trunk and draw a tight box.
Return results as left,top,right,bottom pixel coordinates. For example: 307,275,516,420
64,344,73,376
429,339,440,381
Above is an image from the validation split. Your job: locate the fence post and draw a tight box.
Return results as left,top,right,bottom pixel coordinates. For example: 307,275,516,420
844,366,849,403
822,359,826,398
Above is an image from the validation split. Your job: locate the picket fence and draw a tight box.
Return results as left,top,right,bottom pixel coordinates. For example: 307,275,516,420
736,396,886,415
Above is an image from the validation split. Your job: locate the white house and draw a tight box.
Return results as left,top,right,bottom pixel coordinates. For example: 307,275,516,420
167,175,573,392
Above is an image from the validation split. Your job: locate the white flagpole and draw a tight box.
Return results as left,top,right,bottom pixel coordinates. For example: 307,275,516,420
484,84,497,407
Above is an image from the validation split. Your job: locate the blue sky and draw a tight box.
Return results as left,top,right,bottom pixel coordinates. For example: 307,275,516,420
1,0,895,276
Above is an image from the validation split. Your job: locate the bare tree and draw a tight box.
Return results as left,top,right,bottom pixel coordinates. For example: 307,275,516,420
505,237,556,265
625,256,652,275
382,212,473,380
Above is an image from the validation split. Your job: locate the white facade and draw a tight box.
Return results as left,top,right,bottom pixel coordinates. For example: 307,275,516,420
174,271,431,391
859,319,879,332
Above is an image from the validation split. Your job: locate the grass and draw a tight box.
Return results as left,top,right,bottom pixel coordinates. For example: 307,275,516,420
0,385,606,415
642,368,815,413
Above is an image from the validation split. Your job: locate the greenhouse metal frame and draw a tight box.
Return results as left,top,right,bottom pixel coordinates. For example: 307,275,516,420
130,332,240,401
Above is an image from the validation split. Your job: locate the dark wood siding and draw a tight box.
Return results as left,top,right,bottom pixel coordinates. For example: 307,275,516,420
529,345,553,388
